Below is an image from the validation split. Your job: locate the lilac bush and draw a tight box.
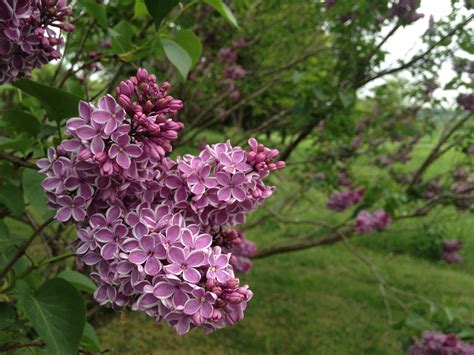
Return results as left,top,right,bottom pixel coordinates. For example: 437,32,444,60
0,0,74,83
38,68,285,335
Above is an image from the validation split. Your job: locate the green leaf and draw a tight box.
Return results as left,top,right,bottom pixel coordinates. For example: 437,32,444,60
0,184,24,217
17,278,86,355
0,303,16,330
78,0,108,28
338,90,355,108
1,110,40,136
12,80,81,123
404,313,434,331
203,0,238,28
145,0,179,29
109,20,136,55
22,169,49,216
134,0,148,18
0,220,27,250
161,38,192,80
175,29,202,66
0,134,35,153
80,322,101,352
458,327,474,340
58,269,96,293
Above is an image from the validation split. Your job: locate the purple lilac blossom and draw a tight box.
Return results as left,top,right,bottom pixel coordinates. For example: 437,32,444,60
409,331,474,354
457,93,474,112
38,69,285,336
0,0,74,83
353,210,392,234
388,0,424,24
327,188,365,212
441,239,463,264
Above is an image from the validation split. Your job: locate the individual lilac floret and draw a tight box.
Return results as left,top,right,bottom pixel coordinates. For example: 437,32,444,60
183,287,217,318
353,210,392,234
326,188,365,212
409,331,474,354
0,0,74,83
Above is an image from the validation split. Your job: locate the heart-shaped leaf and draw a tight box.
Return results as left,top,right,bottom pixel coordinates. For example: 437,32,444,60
12,80,81,123
145,0,179,29
17,278,86,355
1,110,40,136
161,38,193,80
58,269,97,293
203,0,238,28
175,29,203,66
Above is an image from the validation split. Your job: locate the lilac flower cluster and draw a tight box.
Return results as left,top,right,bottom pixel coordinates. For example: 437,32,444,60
441,240,463,264
326,188,365,212
388,0,424,24
0,0,74,83
457,93,474,112
376,135,420,168
409,331,474,354
451,173,474,210
217,38,247,100
353,210,392,234
38,69,285,335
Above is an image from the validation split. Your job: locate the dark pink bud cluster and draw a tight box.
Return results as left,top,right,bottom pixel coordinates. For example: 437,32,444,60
327,187,364,212
218,38,247,100
246,137,285,178
0,0,74,83
115,68,184,161
353,210,392,234
409,331,474,354
457,93,474,112
38,68,285,336
441,240,463,264
214,229,256,273
388,0,424,24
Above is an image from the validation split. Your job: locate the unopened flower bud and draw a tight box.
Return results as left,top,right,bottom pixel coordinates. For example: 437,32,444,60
205,278,217,290
225,278,240,289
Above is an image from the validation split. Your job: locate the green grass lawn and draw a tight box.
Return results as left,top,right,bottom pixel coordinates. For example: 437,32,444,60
97,135,474,354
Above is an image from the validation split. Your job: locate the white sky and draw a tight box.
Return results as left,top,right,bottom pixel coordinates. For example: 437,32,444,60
366,0,472,103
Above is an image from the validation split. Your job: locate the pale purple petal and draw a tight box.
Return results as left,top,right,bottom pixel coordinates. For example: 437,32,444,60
183,299,201,315
129,250,148,264
183,267,201,284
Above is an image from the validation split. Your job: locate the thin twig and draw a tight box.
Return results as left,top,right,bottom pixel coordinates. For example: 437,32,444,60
0,217,54,282
0,340,44,352
0,151,39,170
